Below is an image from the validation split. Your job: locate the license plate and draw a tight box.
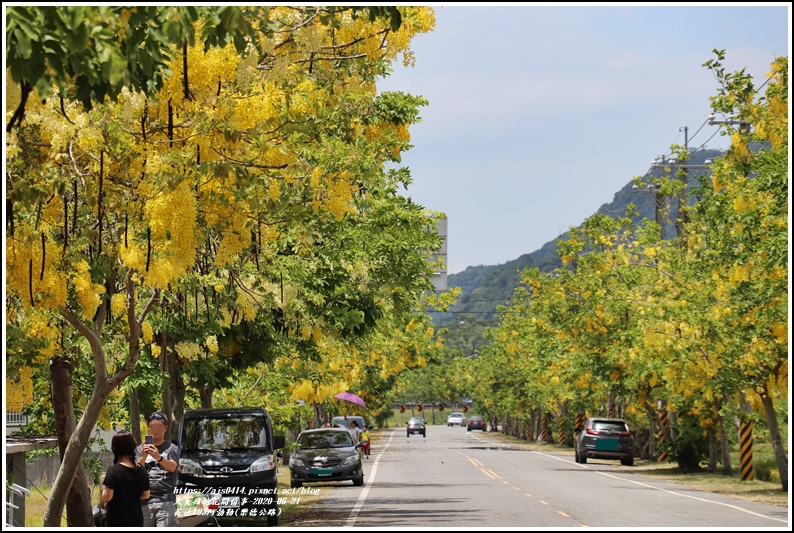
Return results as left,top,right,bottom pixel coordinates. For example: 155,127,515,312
312,468,333,476
220,496,241,508
595,440,619,451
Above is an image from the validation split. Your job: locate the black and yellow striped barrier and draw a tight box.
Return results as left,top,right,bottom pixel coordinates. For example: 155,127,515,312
575,413,585,432
739,421,754,481
558,413,566,445
541,414,549,443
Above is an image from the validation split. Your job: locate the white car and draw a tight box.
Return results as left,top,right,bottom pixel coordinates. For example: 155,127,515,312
447,412,467,427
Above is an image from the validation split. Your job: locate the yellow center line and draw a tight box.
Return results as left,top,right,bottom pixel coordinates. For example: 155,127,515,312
525,493,533,498
557,511,570,518
467,457,484,467
480,468,498,479
538,500,550,505
513,486,521,491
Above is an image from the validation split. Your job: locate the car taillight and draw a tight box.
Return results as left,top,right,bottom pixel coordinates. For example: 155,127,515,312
619,425,632,437
586,428,598,435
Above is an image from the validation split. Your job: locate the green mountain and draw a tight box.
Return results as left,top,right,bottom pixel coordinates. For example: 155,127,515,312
433,148,723,355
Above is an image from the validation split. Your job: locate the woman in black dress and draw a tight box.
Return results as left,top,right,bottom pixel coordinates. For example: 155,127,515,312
100,431,151,526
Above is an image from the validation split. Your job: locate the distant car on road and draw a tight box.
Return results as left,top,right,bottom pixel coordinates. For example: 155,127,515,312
447,412,466,427
467,416,486,431
407,417,426,437
574,418,635,466
289,428,364,488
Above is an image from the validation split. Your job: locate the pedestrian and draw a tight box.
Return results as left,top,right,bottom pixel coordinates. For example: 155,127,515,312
100,431,150,526
135,412,180,527
360,426,371,459
348,420,361,445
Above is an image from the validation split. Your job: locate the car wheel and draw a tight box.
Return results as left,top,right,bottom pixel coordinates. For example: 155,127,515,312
621,457,634,467
580,454,587,464
423,431,426,438
291,480,302,488
407,432,410,438
574,450,580,463
353,473,364,487
467,427,471,431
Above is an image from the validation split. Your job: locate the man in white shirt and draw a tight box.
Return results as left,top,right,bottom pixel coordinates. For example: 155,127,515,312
347,420,361,444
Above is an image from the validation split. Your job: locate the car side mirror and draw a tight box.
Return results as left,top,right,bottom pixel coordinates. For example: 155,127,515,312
574,428,582,434
274,435,286,449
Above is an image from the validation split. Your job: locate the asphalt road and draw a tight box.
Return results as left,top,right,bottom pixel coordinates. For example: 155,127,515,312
287,425,788,528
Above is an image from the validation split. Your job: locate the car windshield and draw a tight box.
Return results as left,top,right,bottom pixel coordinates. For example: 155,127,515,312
183,416,270,452
471,417,483,422
298,431,354,449
408,418,424,424
591,421,628,433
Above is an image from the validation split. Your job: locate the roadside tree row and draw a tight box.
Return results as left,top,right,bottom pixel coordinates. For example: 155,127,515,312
6,6,443,525
463,53,787,490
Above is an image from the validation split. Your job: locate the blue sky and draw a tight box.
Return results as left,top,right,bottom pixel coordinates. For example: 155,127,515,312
378,5,790,274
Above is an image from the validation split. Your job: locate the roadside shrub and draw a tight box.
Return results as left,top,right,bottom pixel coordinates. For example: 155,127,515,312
753,457,781,483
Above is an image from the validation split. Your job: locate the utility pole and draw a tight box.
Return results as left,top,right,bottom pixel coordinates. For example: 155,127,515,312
675,126,689,239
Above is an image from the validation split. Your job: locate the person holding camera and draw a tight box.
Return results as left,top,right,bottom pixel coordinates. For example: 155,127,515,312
100,431,150,526
135,412,180,527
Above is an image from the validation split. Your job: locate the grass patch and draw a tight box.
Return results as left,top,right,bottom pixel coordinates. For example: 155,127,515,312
20,482,101,527
275,465,333,525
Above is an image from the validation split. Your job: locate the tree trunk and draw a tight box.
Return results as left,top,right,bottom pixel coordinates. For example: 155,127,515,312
161,337,185,443
199,382,214,409
707,426,718,472
760,389,788,491
50,356,93,527
43,276,157,526
313,403,329,427
718,397,732,475
129,386,141,445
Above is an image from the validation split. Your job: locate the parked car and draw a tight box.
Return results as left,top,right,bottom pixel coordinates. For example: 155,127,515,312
467,416,486,431
176,407,285,526
447,412,466,427
330,415,368,433
407,417,426,437
289,428,364,487
575,417,635,466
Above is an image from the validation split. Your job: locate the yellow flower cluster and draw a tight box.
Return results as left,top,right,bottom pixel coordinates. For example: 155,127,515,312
215,209,250,267
72,260,105,319
6,367,34,412
111,293,127,318
205,335,219,355
175,341,204,363
144,180,198,287
6,231,67,312
141,321,154,343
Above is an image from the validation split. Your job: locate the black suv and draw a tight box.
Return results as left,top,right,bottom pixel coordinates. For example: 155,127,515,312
407,417,426,437
176,407,286,526
574,417,635,466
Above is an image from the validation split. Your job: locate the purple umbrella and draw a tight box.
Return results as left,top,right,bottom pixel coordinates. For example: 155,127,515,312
334,391,367,408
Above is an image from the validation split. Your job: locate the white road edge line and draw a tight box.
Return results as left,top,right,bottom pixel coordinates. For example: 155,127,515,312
345,428,397,526
534,451,788,524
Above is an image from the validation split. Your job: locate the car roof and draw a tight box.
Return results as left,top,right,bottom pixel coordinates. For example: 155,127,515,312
183,407,269,418
587,417,627,422
299,428,350,436
449,412,465,416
